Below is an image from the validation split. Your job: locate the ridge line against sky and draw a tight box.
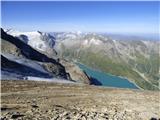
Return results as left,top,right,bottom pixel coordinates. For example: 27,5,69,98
1,1,159,35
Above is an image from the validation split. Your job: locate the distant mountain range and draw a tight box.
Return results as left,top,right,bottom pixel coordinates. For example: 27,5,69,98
53,32,160,90
2,28,160,90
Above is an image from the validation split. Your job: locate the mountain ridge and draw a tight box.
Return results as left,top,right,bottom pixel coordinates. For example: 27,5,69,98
53,32,159,90
4,28,160,90
1,28,91,84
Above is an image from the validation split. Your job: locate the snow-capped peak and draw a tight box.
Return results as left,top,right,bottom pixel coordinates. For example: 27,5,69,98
75,31,82,35
82,38,102,46
6,29,56,52
6,29,42,38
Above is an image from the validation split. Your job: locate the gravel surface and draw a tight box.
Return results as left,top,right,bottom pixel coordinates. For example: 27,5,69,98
1,80,160,120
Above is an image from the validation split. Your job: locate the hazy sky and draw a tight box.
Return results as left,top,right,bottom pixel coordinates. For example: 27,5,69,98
1,1,159,34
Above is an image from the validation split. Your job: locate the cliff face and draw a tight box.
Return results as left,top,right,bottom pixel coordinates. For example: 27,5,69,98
59,59,91,84
1,80,160,120
1,28,91,84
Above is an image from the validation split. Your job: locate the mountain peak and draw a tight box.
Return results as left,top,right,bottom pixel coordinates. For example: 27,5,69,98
6,29,56,52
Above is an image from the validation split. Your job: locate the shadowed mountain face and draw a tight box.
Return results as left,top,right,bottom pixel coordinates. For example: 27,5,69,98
1,28,68,79
15,34,29,44
1,55,51,78
1,28,91,84
1,29,57,63
89,77,102,86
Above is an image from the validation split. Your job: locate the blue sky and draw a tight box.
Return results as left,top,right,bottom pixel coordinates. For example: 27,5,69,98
1,1,159,34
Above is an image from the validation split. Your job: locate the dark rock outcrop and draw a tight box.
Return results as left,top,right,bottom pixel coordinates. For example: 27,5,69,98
1,28,68,79
1,28,91,83
1,55,51,78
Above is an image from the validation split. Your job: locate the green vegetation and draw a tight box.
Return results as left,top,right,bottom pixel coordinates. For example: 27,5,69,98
60,47,159,90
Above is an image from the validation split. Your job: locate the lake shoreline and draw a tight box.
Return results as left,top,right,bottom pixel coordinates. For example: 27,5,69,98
76,62,141,90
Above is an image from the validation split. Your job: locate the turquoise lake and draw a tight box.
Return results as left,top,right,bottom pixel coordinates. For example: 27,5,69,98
77,63,138,89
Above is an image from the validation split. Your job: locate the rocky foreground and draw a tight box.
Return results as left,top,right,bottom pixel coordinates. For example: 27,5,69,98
1,80,160,120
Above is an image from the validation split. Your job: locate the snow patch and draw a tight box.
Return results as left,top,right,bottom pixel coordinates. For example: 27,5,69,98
82,38,102,46
6,29,55,52
26,76,75,83
2,53,49,74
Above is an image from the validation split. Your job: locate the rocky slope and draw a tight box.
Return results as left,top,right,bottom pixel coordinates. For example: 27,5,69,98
59,59,91,84
1,28,91,84
1,80,160,120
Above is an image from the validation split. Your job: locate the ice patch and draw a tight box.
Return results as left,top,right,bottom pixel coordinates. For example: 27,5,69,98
26,76,75,83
